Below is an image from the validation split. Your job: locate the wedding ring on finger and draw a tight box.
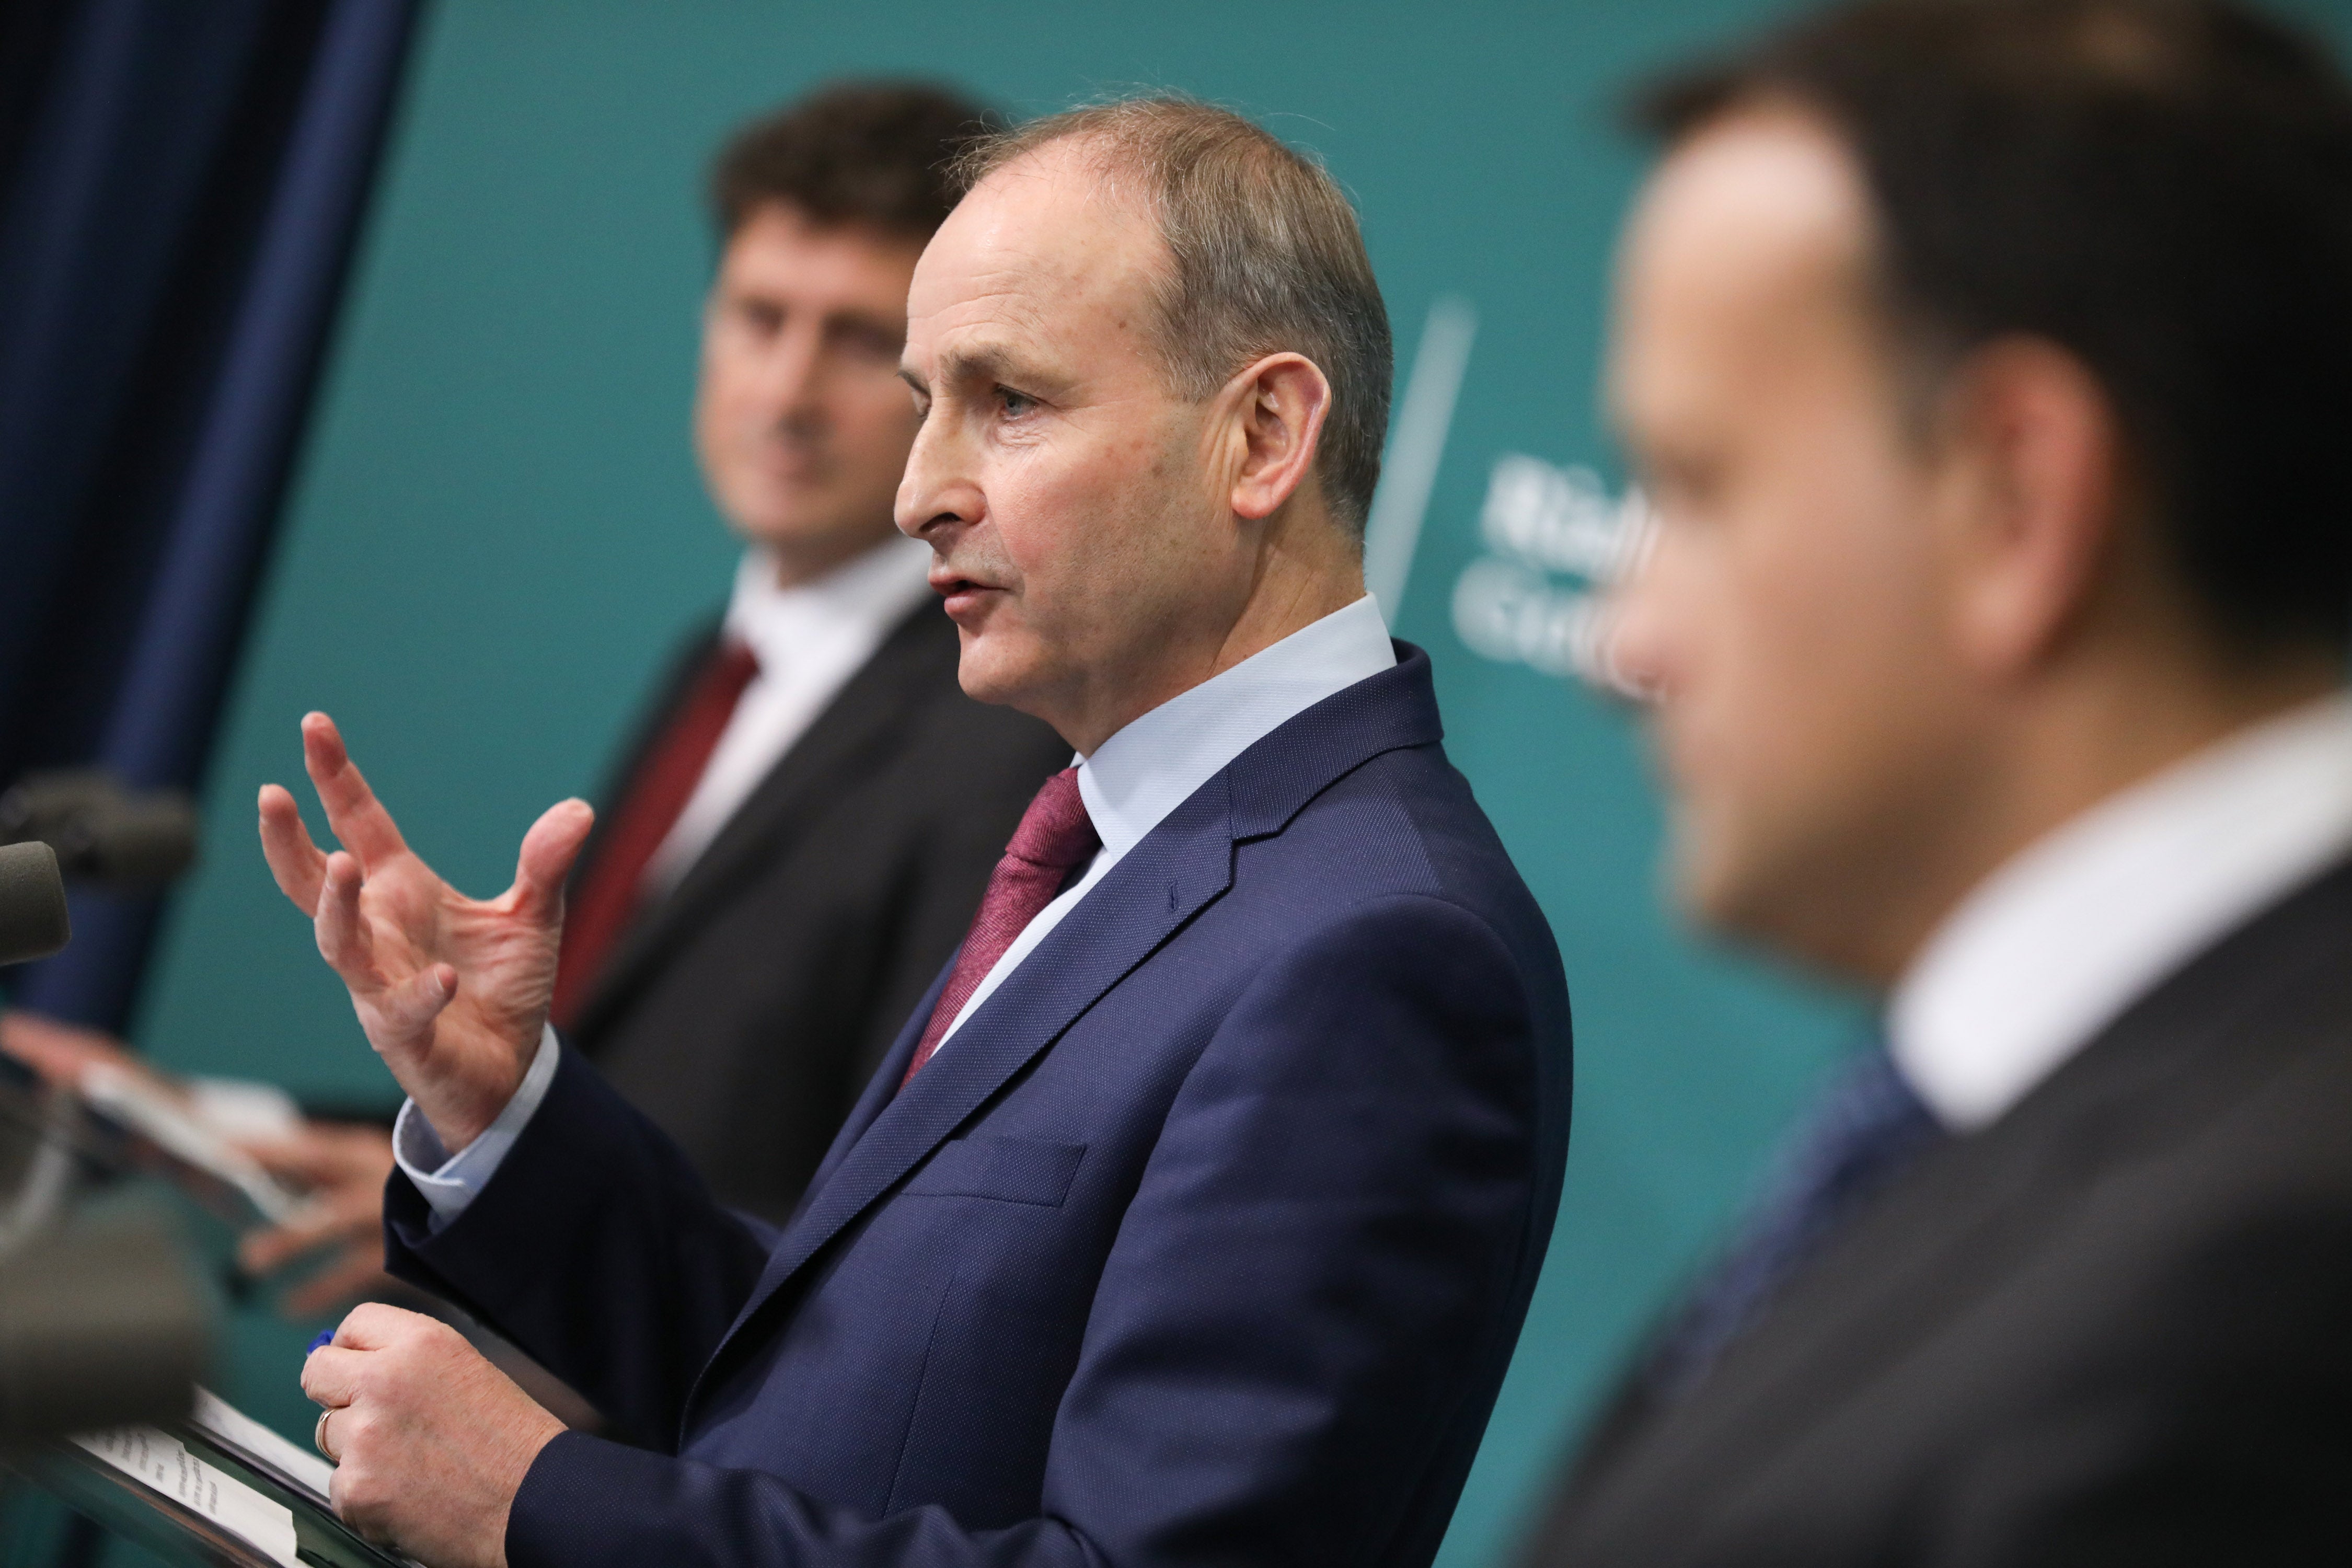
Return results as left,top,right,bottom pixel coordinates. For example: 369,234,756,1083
314,1408,337,1463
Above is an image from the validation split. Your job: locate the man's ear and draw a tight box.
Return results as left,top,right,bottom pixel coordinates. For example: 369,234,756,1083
1939,336,2125,678
1226,353,1333,522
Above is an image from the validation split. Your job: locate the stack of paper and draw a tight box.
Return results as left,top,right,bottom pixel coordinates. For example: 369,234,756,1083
188,1386,336,1509
71,1425,301,1568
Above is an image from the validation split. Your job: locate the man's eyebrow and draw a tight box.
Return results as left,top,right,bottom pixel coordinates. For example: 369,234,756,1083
823,307,904,340
899,342,1058,401
936,344,1021,388
898,338,1077,402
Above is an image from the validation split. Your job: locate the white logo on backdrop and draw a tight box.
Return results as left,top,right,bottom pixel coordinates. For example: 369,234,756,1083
1362,297,1654,693
1451,455,1652,687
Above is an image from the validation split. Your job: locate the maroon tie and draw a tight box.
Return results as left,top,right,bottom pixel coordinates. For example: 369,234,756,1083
901,767,1098,1087
551,639,760,1030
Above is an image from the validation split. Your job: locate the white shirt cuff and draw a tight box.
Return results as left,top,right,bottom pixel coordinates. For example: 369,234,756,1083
391,1024,560,1230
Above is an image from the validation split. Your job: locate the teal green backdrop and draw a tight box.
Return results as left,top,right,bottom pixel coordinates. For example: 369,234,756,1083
118,3,2352,1566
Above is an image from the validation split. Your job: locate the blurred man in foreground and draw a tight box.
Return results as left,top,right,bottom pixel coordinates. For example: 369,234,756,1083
1529,1,2352,1562
268,98,1569,1568
7,81,1065,1315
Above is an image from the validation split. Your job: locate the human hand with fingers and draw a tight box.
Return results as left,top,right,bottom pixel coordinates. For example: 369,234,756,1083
258,712,593,1152
304,1302,564,1568
237,1121,399,1316
0,1009,147,1089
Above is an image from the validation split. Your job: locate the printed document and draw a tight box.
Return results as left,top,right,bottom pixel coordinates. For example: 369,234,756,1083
71,1425,301,1568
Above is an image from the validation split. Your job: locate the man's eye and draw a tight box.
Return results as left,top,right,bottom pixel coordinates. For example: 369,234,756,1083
998,387,1037,418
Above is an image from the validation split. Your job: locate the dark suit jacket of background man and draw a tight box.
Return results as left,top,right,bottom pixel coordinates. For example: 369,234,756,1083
1529,855,2352,1566
385,645,1574,1568
566,599,1067,1220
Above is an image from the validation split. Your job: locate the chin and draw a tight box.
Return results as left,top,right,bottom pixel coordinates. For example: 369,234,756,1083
1678,821,1882,982
951,632,1032,710
1666,807,1762,940
1669,847,1736,937
954,632,1073,742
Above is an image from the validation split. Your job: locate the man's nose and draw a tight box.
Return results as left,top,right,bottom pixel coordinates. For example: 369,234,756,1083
757,324,827,424
895,413,984,543
1599,536,1678,703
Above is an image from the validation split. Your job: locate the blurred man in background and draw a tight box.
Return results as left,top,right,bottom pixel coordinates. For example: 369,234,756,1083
1528,1,2352,1562
4,79,1065,1313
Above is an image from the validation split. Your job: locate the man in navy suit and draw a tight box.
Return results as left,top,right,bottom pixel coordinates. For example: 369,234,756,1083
260,97,1572,1568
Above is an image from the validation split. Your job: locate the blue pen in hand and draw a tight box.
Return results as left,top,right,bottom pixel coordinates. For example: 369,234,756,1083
307,1330,335,1356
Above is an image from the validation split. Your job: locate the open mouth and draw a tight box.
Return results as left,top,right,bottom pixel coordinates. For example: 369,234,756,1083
930,572,1001,618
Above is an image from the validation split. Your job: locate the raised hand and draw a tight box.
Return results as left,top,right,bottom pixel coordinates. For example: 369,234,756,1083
258,713,593,1152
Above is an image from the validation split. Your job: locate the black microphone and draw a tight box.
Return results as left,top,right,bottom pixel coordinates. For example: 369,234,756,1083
0,1222,207,1447
0,842,71,967
0,841,209,1447
0,772,198,891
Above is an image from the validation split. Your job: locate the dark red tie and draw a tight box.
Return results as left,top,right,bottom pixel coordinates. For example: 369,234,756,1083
901,767,1098,1087
551,639,760,1030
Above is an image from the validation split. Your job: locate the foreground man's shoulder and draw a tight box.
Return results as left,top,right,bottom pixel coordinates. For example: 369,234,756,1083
1272,743,1529,892
1228,751,1565,1018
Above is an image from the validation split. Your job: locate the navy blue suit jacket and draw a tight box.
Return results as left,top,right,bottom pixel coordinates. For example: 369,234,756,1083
385,645,1573,1568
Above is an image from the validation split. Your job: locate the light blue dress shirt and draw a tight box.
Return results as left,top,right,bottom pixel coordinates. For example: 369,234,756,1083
393,594,1398,1225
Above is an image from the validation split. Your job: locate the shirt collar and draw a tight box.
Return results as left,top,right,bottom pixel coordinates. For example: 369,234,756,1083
1075,595,1398,863
721,534,933,673
1891,691,2352,1132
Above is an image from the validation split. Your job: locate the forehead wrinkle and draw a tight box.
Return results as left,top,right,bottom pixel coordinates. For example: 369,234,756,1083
954,231,1126,318
908,259,1065,345
961,269,1060,332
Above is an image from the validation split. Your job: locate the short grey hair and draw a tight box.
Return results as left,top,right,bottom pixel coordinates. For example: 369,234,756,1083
954,97,1393,537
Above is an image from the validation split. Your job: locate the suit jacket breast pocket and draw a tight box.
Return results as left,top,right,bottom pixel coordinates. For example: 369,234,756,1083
903,1136,1087,1208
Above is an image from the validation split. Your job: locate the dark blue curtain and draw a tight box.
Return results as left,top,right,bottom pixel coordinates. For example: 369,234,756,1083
0,0,421,1031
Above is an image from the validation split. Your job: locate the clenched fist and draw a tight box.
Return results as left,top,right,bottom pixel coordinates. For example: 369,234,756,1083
302,1304,565,1568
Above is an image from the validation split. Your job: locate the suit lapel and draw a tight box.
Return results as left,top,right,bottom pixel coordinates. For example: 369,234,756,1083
700,778,1233,1336
795,958,950,1213
571,606,954,1040
678,642,1450,1435
560,619,721,930
1573,854,2352,1536
1618,1110,2066,1496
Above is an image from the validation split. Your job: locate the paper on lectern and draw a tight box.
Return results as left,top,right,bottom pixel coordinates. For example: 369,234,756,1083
71,1425,302,1568
191,1385,336,1507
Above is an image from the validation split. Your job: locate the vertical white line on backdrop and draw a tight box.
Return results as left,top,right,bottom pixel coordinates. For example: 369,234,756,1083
1362,294,1478,624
